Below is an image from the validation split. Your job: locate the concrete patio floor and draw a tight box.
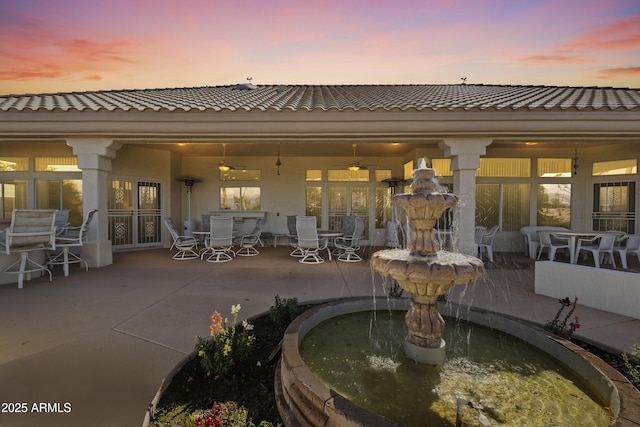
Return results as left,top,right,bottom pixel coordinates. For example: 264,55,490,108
0,247,639,427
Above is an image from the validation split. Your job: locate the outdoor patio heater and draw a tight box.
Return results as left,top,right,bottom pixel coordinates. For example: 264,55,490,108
177,177,202,237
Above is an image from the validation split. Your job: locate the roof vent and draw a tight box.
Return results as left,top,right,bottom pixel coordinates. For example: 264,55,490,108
234,77,257,90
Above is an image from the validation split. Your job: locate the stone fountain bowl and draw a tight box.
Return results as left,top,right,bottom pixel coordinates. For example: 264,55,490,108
275,297,640,427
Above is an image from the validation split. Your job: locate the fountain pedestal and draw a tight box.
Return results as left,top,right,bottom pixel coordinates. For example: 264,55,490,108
371,163,485,364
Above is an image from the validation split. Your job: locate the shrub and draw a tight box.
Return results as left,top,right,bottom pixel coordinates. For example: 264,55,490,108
269,295,302,329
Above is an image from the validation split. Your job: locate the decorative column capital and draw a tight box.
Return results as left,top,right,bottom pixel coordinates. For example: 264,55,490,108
66,138,122,170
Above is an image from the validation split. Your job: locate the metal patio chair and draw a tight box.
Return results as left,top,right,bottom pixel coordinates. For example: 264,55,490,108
201,216,235,263
334,216,365,262
48,209,98,275
296,216,328,264
163,217,199,260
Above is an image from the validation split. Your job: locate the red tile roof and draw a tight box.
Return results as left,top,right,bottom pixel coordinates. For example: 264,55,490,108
1,84,640,112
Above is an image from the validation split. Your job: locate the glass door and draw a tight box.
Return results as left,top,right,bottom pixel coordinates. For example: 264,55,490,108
108,179,162,249
328,185,370,239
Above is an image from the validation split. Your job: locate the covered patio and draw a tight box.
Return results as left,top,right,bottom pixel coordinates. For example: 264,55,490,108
1,84,639,278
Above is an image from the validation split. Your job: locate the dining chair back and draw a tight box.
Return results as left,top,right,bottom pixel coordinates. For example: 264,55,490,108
0,209,57,288
202,216,235,262
576,233,617,268
613,233,640,269
296,216,327,264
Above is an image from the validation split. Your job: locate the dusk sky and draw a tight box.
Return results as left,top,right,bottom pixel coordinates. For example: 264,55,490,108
1,0,639,96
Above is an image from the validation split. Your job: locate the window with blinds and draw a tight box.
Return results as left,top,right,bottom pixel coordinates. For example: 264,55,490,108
35,157,80,172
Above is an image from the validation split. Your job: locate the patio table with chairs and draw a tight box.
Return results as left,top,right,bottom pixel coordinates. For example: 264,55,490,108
552,230,616,266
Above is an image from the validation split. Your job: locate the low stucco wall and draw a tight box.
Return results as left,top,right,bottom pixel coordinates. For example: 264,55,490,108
534,261,640,320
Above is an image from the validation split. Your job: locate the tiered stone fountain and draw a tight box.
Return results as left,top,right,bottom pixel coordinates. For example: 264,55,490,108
370,161,485,364
275,161,632,426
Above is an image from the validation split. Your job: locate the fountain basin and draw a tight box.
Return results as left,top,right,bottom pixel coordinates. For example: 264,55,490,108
275,298,638,427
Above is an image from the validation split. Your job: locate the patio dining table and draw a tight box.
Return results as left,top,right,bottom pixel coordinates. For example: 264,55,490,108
317,230,344,261
552,230,606,264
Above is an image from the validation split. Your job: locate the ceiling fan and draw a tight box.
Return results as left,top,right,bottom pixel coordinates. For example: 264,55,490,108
218,144,247,171
333,144,375,171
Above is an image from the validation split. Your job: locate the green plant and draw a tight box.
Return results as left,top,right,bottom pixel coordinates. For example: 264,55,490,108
622,344,640,389
196,304,255,378
269,295,302,328
544,296,581,338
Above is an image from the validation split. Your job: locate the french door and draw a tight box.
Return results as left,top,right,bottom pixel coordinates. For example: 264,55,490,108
328,185,370,239
108,179,163,249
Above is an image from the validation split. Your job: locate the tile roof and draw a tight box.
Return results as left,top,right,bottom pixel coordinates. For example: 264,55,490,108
1,84,640,113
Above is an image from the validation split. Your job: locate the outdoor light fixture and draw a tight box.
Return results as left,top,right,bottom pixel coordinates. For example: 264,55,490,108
573,144,579,175
218,144,233,171
276,143,282,175
348,165,361,172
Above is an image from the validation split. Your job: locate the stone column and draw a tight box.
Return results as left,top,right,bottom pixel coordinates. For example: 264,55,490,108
438,139,492,255
67,139,122,268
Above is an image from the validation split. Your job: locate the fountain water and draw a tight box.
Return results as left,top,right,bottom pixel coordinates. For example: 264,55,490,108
370,160,485,364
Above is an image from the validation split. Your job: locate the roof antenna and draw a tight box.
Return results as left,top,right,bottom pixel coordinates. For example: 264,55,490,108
461,77,467,85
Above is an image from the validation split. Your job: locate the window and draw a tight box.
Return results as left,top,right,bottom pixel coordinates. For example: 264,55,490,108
375,170,392,182
403,161,413,180
592,159,637,176
327,169,369,181
432,159,452,176
306,187,322,225
0,180,28,219
375,187,391,228
220,187,260,210
35,179,83,225
476,183,530,231
477,158,530,177
219,169,261,181
538,159,572,177
0,157,29,171
537,184,571,228
306,170,322,181
35,157,80,172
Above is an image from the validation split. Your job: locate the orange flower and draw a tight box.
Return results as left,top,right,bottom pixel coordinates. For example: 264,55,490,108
209,311,223,335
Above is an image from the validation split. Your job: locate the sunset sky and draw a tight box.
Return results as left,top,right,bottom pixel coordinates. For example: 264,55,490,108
1,0,639,95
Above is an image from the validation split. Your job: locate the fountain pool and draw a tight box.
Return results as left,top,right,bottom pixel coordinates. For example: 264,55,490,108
275,298,632,427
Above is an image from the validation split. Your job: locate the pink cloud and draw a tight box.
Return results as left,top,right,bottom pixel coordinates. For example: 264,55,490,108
560,15,640,52
595,67,640,79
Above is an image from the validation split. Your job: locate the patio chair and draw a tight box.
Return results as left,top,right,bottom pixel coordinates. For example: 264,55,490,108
201,216,235,263
48,209,97,275
613,233,640,270
0,209,57,289
477,225,498,262
287,215,302,257
163,217,199,260
54,209,70,236
537,231,570,262
235,218,265,256
334,216,365,262
576,233,617,268
296,216,328,264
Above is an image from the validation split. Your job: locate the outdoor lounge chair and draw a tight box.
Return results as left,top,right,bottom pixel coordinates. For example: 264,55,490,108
296,216,328,264
48,209,97,275
287,215,302,257
163,217,199,260
201,216,235,263
334,216,365,262
0,209,57,289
